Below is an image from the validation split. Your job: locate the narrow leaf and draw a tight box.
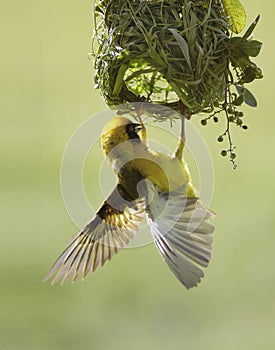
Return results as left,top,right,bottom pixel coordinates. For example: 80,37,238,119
169,28,192,70
241,15,260,42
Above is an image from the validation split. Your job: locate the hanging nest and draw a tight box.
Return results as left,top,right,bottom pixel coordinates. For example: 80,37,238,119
94,0,231,114
92,0,263,165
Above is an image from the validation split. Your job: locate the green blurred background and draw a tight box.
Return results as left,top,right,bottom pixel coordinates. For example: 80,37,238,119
1,1,274,349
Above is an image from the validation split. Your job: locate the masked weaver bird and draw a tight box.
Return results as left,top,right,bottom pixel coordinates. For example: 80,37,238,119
44,114,215,289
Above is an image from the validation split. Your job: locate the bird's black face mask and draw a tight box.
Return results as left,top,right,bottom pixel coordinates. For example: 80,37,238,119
126,123,142,144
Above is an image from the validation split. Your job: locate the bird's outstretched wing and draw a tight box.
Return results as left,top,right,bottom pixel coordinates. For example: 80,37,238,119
44,185,146,285
146,183,215,289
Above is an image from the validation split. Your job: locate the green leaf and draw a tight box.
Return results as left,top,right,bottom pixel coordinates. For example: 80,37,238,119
240,40,262,57
235,85,258,107
169,28,192,70
233,94,244,106
230,53,251,70
256,67,264,79
244,89,257,107
221,0,247,33
241,15,260,42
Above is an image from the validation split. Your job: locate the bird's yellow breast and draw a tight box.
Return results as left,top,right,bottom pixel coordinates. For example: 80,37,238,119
100,117,196,197
129,150,196,196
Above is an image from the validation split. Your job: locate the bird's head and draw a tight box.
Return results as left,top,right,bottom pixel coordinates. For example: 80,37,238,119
101,116,147,157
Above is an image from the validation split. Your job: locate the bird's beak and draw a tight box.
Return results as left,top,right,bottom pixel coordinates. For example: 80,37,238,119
134,124,143,133
134,123,147,145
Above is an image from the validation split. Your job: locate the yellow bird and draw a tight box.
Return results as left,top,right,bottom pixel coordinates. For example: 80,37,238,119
44,114,215,289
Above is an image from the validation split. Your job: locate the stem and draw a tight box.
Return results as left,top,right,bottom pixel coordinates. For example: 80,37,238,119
224,85,237,169
135,101,147,145
175,100,189,160
179,100,187,144
135,100,145,127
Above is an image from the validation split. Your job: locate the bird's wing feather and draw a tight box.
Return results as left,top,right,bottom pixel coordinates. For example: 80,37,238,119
146,183,215,289
44,186,145,285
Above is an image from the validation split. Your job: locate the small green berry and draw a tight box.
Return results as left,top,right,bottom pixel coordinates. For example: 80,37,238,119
230,153,236,159
228,116,235,122
238,111,244,117
217,136,223,142
213,101,220,108
221,150,227,157
237,119,243,126
213,116,219,123
227,107,234,114
201,119,207,126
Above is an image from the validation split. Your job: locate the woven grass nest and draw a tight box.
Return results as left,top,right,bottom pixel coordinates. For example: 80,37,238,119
93,0,263,164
